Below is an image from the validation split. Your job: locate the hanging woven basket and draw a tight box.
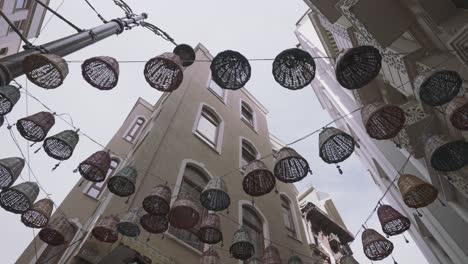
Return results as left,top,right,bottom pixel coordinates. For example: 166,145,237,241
144,52,184,92
262,245,282,264
230,227,255,260
43,130,79,161
416,70,462,106
140,213,169,234
168,192,200,229
447,96,468,131
426,135,468,172
338,255,359,264
243,160,276,197
211,50,251,90
16,112,55,142
107,166,137,197
335,46,382,90
21,198,53,229
319,127,355,164
398,174,438,208
0,85,20,115
23,54,69,89
287,256,303,264
329,233,341,253
78,151,111,183
81,56,119,90
92,215,119,243
274,147,309,183
117,208,141,238
362,229,394,261
0,181,39,214
362,102,406,140
272,48,316,90
197,213,222,244
174,44,196,67
200,177,231,211
377,204,410,236
200,248,220,264
143,185,172,215
39,215,72,245
0,157,25,189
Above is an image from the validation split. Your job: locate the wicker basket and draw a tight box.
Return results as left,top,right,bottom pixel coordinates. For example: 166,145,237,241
140,213,169,234
319,127,355,164
0,157,25,189
82,56,119,90
398,174,438,208
287,256,302,264
361,229,393,261
0,181,39,214
274,147,309,183
230,227,255,260
0,85,20,115
362,102,406,140
211,50,251,90
243,160,276,197
117,208,141,238
21,198,53,228
16,112,55,142
107,166,137,197
447,96,468,131
92,216,119,243
174,44,196,67
272,48,315,90
200,248,220,264
78,151,111,183
144,52,184,92
169,192,200,229
200,177,230,211
43,130,79,161
143,185,172,215
415,70,462,106
39,215,71,245
425,135,468,172
262,245,282,264
23,54,69,89
377,204,410,236
338,255,359,264
197,213,222,244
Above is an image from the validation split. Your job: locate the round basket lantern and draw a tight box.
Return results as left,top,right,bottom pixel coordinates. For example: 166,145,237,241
92,215,119,243
23,54,69,89
398,174,438,208
319,127,355,164
447,96,468,131
416,70,462,106
168,193,200,229
362,102,406,140
230,227,255,260
329,233,341,253
200,177,230,211
338,255,359,264
117,208,141,238
43,130,79,161
107,166,137,197
335,46,382,90
362,228,394,261
140,213,169,234
377,204,410,236
0,157,25,189
288,256,302,264
262,245,282,264
174,44,196,67
78,151,111,183
211,50,251,90
274,147,309,183
144,52,184,92
0,181,39,214
16,112,55,142
21,198,53,229
0,85,20,115
81,56,119,90
272,48,316,90
39,215,72,245
143,185,172,215
243,160,276,197
197,213,222,244
426,135,468,172
200,248,220,264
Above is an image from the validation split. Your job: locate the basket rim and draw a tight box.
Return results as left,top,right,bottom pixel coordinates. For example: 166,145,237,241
21,208,49,228
43,136,74,161
78,161,107,182
24,54,67,89
242,169,276,196
0,187,33,214
144,55,184,92
210,50,251,91
16,118,48,142
273,155,310,183
272,48,316,90
365,104,405,140
319,132,355,164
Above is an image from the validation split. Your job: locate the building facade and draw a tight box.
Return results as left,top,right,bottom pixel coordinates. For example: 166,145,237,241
295,1,468,264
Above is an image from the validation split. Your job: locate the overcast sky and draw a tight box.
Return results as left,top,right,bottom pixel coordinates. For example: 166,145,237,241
0,0,429,263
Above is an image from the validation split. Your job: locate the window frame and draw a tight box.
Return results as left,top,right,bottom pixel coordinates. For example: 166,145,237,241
123,116,146,143
281,195,297,238
84,157,121,200
193,104,224,154
240,100,256,130
207,77,227,103
239,137,259,171
14,0,30,10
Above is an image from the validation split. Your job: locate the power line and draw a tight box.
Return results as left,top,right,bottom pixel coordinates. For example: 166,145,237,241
82,0,107,23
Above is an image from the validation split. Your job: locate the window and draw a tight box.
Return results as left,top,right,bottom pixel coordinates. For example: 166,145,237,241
208,79,225,99
125,117,146,143
281,195,297,238
243,205,264,260
241,102,254,127
169,165,209,251
36,222,77,263
15,0,29,9
86,158,120,199
0,48,8,56
196,107,220,148
241,139,257,168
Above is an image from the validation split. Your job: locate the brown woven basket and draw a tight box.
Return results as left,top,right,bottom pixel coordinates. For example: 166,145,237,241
243,160,276,197
16,112,55,142
272,48,316,90
425,135,468,172
140,213,169,234
39,215,71,245
21,198,53,228
447,96,468,131
168,193,200,229
144,52,184,92
377,204,410,236
398,174,438,208
274,147,309,183
230,227,255,260
0,157,25,189
197,213,222,244
92,215,119,243
200,177,231,211
143,185,172,215
23,54,69,89
362,229,393,261
81,56,119,90
78,151,111,183
362,102,405,140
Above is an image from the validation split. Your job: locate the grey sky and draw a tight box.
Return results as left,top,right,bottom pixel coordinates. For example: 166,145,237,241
0,0,428,263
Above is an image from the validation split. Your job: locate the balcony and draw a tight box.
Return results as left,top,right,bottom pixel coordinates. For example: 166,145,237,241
449,24,468,70
307,0,342,23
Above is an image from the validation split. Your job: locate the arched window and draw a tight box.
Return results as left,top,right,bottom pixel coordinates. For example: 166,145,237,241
241,139,258,168
196,106,221,148
241,101,255,128
280,195,297,238
125,117,146,143
243,205,264,260
86,158,120,199
208,78,225,99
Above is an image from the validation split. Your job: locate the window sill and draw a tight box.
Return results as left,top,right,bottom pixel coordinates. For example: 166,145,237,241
208,88,226,104
164,233,203,256
287,235,303,244
241,118,257,134
193,132,221,155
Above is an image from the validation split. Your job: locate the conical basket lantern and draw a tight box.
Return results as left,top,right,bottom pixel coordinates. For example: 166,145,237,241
23,54,69,89
174,44,196,67
230,227,255,260
398,174,438,208
0,157,25,189
0,181,39,214
117,208,141,238
288,256,302,264
143,185,172,215
329,233,341,253
377,204,410,236
107,166,137,197
200,177,230,211
272,48,316,90
43,130,79,160
144,52,184,92
92,215,119,243
362,102,406,140
243,160,276,197
274,147,310,183
211,50,251,90
140,213,169,234
362,229,394,261
168,192,200,229
39,215,72,245
415,70,462,106
262,245,282,264
16,112,55,142
247,258,263,264
21,198,53,228
425,135,468,172
339,255,359,264
0,85,20,115
78,151,111,183
197,213,222,244
81,56,120,90
200,248,220,264
335,46,382,90
447,96,468,131
319,127,355,164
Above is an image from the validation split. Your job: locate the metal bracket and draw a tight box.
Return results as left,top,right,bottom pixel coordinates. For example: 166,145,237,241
113,0,133,16
140,22,177,45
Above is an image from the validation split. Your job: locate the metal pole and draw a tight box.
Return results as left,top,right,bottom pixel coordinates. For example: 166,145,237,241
0,13,147,85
